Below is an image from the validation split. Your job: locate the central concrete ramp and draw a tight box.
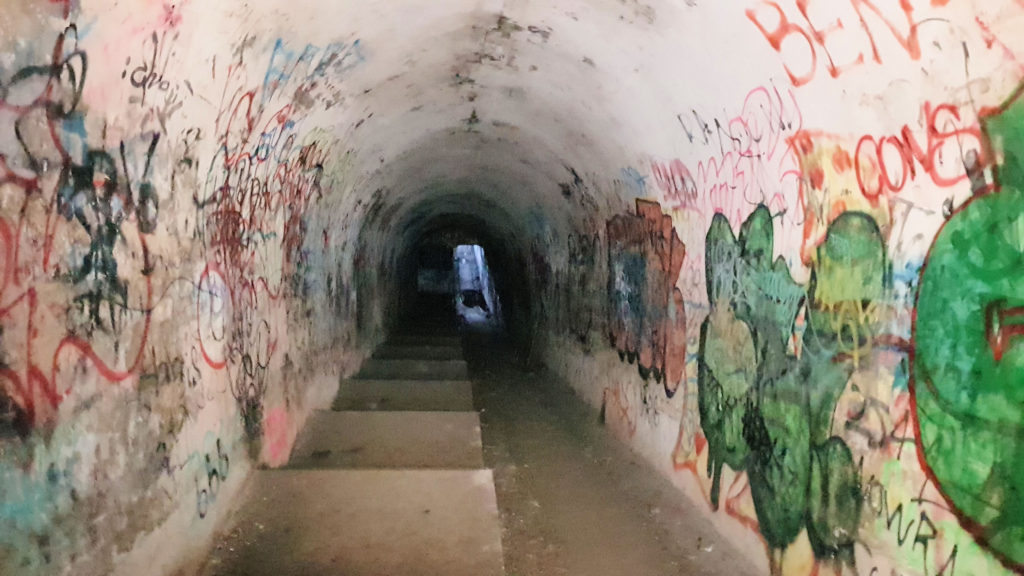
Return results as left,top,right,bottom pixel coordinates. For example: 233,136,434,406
373,344,465,360
357,358,469,380
386,334,463,347
331,379,474,411
287,410,484,469
201,469,504,576
197,332,504,576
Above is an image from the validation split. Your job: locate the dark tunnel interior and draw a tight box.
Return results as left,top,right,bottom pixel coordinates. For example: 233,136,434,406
356,186,552,361
384,213,534,353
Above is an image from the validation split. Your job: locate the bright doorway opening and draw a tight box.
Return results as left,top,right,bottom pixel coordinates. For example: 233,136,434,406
454,245,502,331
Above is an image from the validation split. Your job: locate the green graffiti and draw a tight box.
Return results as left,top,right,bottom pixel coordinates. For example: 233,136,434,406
699,207,884,569
807,437,861,568
805,213,887,445
698,305,756,507
985,85,1024,193
915,143,1024,570
809,212,887,361
743,370,809,551
911,85,1024,572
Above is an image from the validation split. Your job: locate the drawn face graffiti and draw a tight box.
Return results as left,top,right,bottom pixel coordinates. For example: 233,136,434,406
914,185,1024,571
912,84,1024,573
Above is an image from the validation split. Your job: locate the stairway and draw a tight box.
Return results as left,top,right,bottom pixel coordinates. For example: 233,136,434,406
199,334,505,576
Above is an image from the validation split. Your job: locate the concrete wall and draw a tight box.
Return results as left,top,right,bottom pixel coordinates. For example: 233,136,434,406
539,3,1024,576
0,2,365,574
2,1,1023,576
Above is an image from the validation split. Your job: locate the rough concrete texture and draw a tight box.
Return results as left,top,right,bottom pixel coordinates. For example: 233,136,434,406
357,359,471,381
387,336,465,348
198,334,503,575
197,469,505,576
2,0,1024,575
373,344,466,360
332,379,475,411
287,410,485,469
468,337,761,576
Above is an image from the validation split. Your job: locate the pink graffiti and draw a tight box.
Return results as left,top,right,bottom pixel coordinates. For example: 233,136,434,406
262,407,292,467
652,85,803,227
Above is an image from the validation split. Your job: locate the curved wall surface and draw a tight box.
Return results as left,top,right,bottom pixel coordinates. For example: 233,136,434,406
0,1,1022,575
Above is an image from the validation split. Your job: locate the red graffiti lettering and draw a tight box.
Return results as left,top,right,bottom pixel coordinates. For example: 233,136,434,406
747,2,818,86
854,102,984,203
751,0,930,86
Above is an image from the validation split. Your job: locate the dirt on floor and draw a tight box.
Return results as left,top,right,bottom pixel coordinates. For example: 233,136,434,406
464,335,761,576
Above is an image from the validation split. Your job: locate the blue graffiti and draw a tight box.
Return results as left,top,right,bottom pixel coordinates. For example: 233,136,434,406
621,167,648,198
262,38,364,103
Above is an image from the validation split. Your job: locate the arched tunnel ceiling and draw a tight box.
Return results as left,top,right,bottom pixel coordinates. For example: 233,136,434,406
272,0,691,247
356,130,605,268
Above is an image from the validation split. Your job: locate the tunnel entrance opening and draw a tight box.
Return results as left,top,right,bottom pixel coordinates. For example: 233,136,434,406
408,241,503,334
454,245,502,333
363,197,537,357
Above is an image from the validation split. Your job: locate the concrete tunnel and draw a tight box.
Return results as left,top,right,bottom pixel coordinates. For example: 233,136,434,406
1,0,1024,574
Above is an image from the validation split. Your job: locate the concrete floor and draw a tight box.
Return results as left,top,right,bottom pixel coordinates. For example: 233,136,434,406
357,358,470,380
465,336,761,576
196,328,761,576
198,333,505,576
287,410,485,469
330,379,475,412
197,469,503,576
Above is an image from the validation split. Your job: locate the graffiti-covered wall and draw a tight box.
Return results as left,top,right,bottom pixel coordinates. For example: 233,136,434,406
541,2,1024,576
0,1,364,574
4,0,1024,575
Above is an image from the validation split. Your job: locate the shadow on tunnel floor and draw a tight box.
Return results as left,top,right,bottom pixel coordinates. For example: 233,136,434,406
391,292,506,341
459,333,760,576
392,293,460,336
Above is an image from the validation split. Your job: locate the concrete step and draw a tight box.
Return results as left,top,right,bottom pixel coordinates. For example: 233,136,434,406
387,334,463,347
373,344,464,360
333,379,474,412
287,411,484,469
356,358,469,381
199,469,505,576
